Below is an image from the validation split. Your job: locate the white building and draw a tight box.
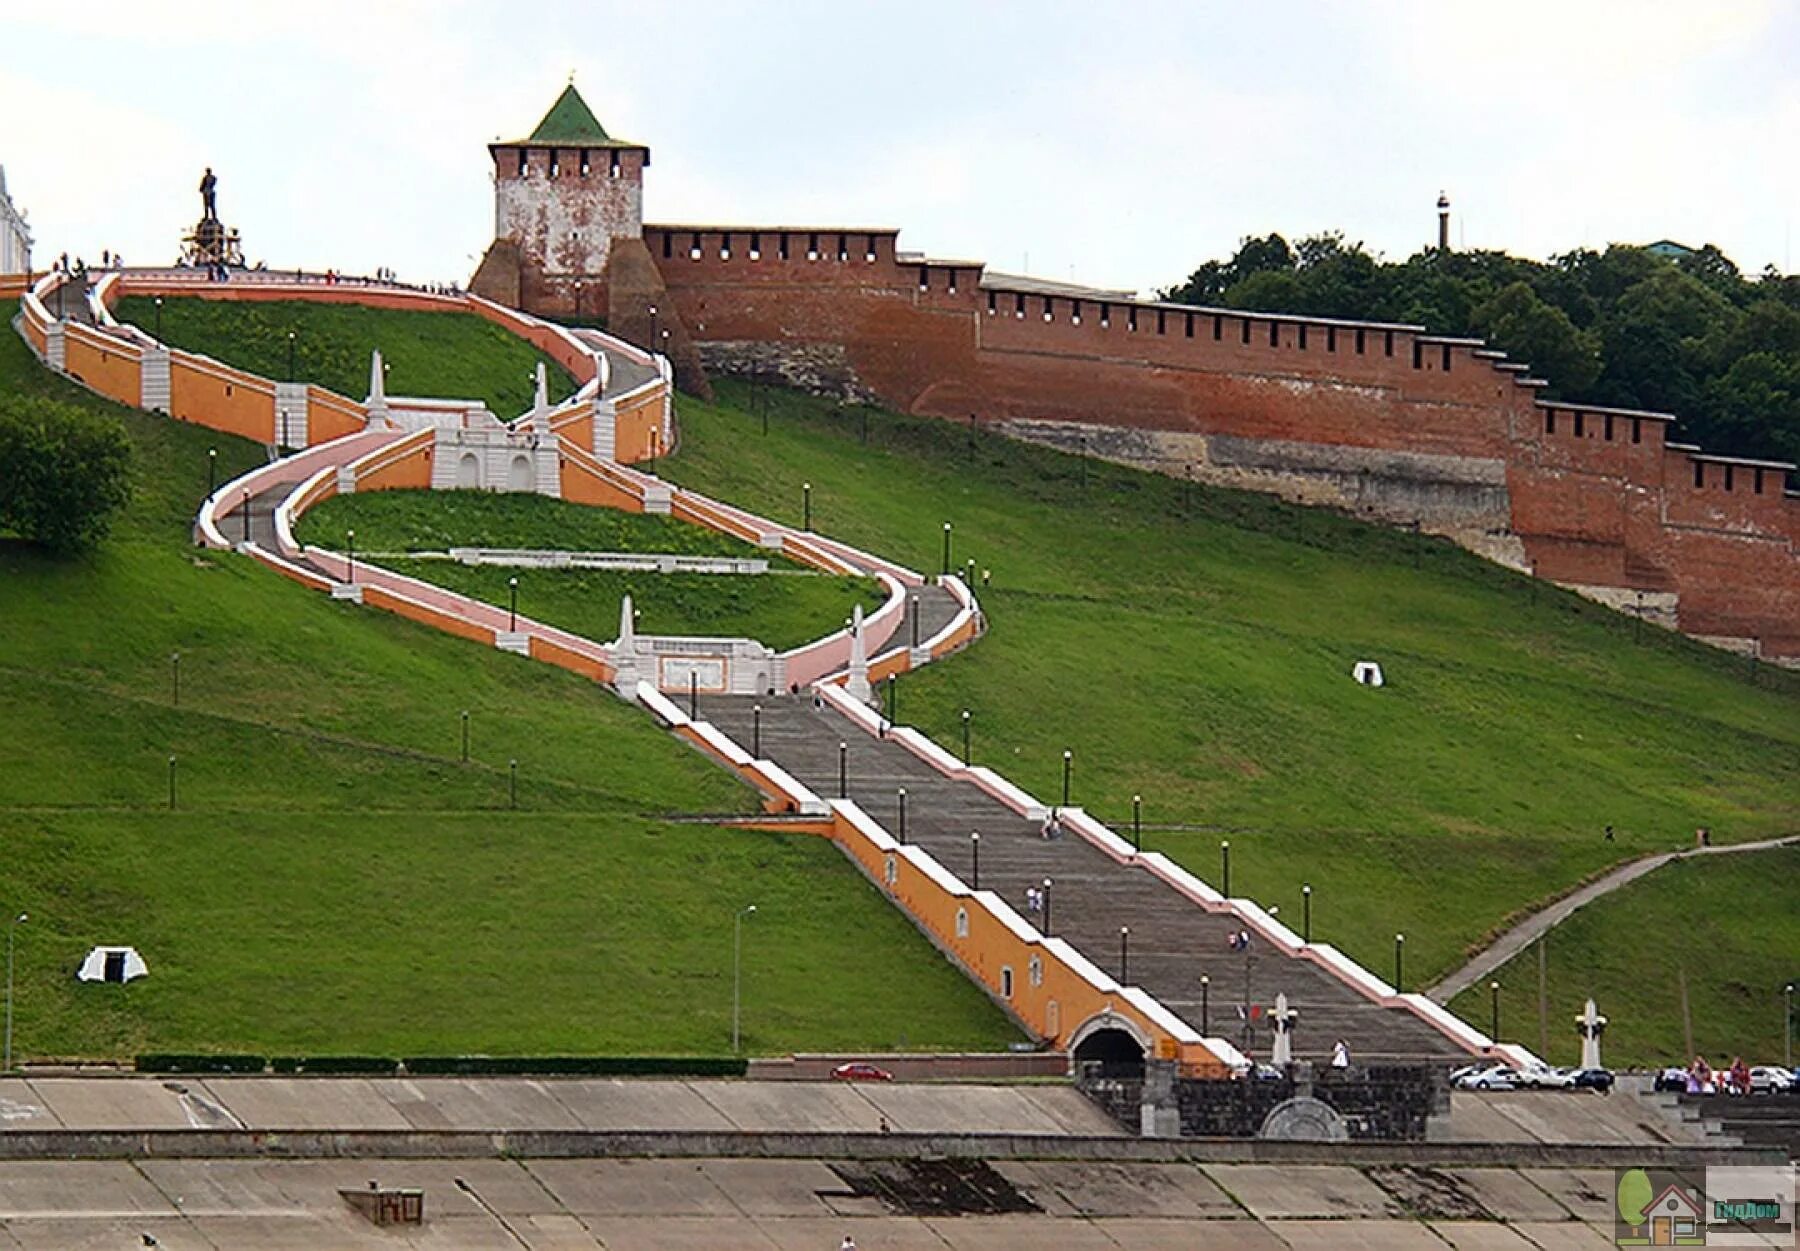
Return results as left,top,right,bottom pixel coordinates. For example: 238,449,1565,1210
0,166,33,275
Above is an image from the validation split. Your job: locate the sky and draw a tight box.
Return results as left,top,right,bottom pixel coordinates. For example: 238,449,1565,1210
3,1,1796,294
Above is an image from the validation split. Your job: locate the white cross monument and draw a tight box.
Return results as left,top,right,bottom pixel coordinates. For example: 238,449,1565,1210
1269,991,1299,1067
1575,998,1607,1071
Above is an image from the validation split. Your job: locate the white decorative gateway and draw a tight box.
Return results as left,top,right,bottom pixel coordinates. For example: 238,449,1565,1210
0,166,31,275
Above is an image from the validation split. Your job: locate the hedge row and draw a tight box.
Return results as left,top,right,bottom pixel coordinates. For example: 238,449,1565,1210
136,1054,749,1078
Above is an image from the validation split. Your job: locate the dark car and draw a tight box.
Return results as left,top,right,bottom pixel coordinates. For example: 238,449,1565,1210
831,1062,893,1082
1570,1067,1614,1092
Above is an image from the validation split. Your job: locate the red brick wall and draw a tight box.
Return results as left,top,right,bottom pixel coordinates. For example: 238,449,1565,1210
645,223,1800,659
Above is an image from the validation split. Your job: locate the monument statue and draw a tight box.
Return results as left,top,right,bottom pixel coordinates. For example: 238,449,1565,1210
180,166,243,270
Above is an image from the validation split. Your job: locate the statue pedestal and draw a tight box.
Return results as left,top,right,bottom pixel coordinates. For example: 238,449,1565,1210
181,217,244,268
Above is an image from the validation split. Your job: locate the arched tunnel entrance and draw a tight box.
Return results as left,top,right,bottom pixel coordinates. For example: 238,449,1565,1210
1071,1025,1147,1080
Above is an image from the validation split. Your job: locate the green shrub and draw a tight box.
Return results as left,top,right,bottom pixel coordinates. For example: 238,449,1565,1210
0,394,133,550
401,1055,748,1077
270,1055,400,1075
136,1053,267,1074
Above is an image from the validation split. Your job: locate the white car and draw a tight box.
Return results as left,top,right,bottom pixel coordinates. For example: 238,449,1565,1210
1516,1063,1577,1090
1454,1064,1520,1091
1748,1066,1794,1094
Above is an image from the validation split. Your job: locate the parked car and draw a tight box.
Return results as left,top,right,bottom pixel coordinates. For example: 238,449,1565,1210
830,1062,893,1082
1748,1066,1794,1094
1454,1064,1520,1091
1569,1067,1615,1092
1516,1063,1577,1090
1653,1067,1689,1093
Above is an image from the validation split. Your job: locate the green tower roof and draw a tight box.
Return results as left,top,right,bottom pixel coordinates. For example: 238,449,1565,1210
526,85,616,145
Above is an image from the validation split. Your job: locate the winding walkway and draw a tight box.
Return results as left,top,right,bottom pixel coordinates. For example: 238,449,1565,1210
1426,833,1800,1004
17,267,1517,1075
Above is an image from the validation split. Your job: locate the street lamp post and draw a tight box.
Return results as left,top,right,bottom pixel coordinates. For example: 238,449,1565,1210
1394,933,1405,992
207,448,217,497
167,755,177,810
909,595,920,648
941,522,952,577
240,489,251,544
509,759,518,809
732,904,756,1053
461,709,470,763
896,788,907,844
287,330,296,383
838,740,847,797
1490,980,1502,1041
649,303,659,351
751,704,762,757
1200,974,1210,1034
1220,840,1231,897
1786,983,1794,1070
802,482,812,531
970,832,980,890
154,296,163,338
961,710,971,765
3,913,24,1072
688,672,698,719
1119,926,1130,984
1061,750,1072,808
170,651,180,707
346,529,356,584
1041,878,1053,937
1131,794,1142,851
508,576,519,631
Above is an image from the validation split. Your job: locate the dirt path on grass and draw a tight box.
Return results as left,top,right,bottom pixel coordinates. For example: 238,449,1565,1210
1425,832,1800,1004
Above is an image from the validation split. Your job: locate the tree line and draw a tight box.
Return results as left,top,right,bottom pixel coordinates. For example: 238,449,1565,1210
1161,234,1800,470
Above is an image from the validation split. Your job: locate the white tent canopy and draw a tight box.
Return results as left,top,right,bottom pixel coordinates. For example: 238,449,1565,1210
77,946,148,983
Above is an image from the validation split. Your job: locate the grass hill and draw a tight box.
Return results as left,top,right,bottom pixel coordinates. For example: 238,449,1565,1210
113,295,575,417
659,380,1799,1050
0,329,1018,1059
1450,846,1800,1068
300,490,886,651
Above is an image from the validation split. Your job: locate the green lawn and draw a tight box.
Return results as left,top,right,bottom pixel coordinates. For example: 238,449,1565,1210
373,558,884,653
1449,847,1800,1068
300,488,802,567
113,295,575,418
0,330,1020,1059
662,381,1800,1004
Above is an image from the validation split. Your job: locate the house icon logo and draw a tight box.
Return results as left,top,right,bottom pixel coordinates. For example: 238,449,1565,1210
1615,1169,1705,1245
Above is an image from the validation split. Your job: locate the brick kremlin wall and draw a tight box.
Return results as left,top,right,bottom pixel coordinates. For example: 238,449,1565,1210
638,223,1800,661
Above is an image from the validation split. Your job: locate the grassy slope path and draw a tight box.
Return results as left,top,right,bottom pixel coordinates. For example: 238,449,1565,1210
1448,845,1800,1067
1427,833,1800,1003
661,381,1799,998
0,329,1020,1059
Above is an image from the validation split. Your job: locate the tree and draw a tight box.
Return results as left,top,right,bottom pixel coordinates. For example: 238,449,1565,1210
1474,282,1603,393
0,394,134,552
1616,1168,1654,1239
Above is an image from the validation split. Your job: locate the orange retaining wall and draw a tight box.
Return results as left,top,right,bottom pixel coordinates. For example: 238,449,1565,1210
61,327,141,407
614,387,664,463
308,387,367,444
353,435,433,491
360,585,497,647
169,357,276,443
528,635,614,684
560,449,646,511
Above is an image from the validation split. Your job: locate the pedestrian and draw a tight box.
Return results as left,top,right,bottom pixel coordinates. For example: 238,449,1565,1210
840,1236,858,1250
1331,1039,1350,1068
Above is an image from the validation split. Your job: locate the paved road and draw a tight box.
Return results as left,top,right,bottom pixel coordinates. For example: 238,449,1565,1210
1426,834,1800,1004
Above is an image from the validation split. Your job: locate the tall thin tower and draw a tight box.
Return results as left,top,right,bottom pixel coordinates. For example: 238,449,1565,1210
1437,191,1451,253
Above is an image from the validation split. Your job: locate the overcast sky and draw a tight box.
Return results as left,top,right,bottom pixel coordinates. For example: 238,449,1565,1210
4,1,1795,293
